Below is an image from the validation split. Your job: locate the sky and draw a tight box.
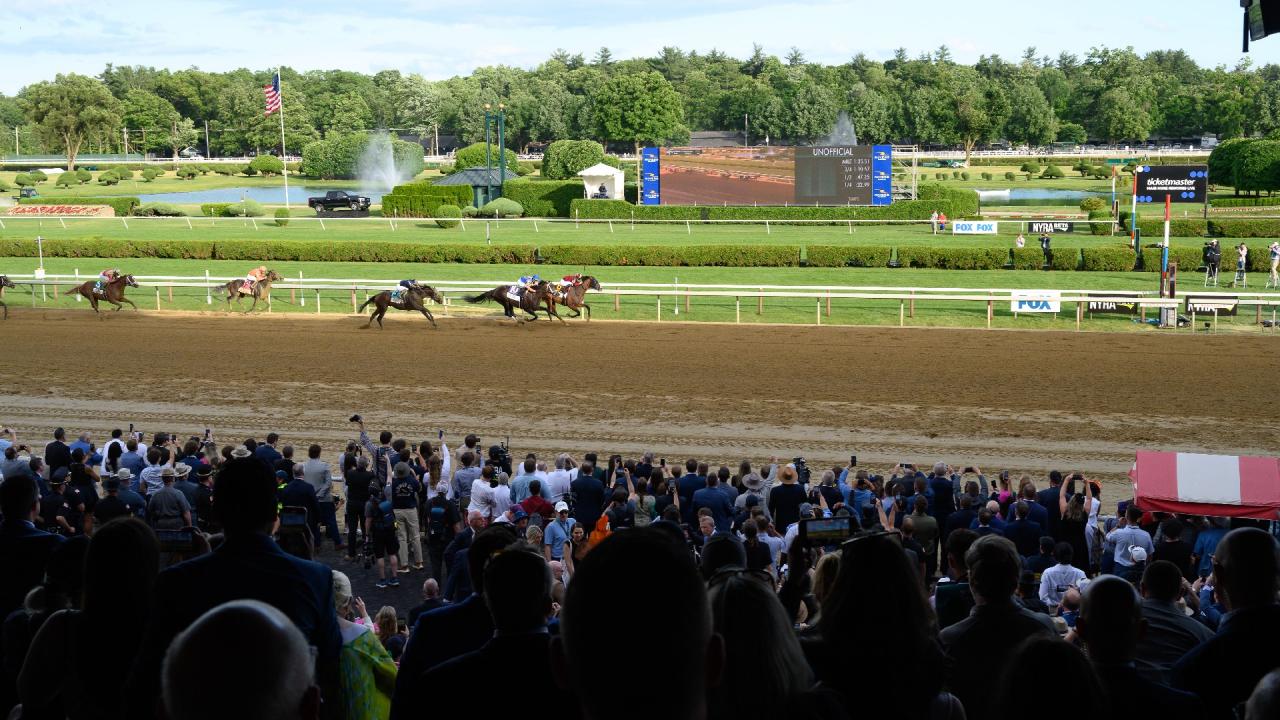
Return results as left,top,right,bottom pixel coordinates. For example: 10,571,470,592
2,0,1278,95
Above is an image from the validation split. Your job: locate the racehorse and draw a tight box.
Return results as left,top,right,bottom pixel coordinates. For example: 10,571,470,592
223,269,283,312
464,280,564,324
0,275,14,320
71,274,140,316
358,283,444,329
549,275,602,321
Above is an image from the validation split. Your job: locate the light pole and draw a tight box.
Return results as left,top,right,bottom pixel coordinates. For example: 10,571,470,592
483,102,506,204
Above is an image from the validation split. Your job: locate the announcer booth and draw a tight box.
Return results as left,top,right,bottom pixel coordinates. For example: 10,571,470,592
1129,451,1280,520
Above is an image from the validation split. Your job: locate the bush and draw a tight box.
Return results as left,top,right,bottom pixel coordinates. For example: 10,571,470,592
804,245,893,267
1019,162,1040,174
286,162,301,173
896,247,1011,270
1210,196,1280,208
301,133,423,180
141,167,161,182
17,196,140,215
961,171,970,180
1024,172,1033,181
542,139,607,179
201,203,234,217
211,165,234,176
479,197,524,218
379,181,473,218
1041,165,1064,179
1080,247,1138,271
1004,171,1016,181
54,172,77,188
97,171,120,186
113,167,133,181
1073,161,1091,177
434,204,462,228
517,162,536,176
274,208,290,227
241,164,257,177
189,165,207,175
462,205,479,218
26,170,47,184
134,202,186,217
75,169,92,184
981,172,992,181
1088,210,1112,236
224,200,266,217
453,142,520,174
0,177,9,191
500,180,581,217
1079,196,1107,213
13,173,33,187
249,155,284,176
175,167,198,180
1089,166,1110,179
951,170,961,179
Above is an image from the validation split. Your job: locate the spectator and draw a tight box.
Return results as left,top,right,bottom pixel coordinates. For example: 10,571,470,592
172,463,199,508
329,571,395,719
1039,542,1087,607
1191,516,1229,579
1035,470,1064,537
554,529,719,720
302,444,344,553
943,495,977,542
1106,505,1156,583
1004,500,1043,558
363,482,401,588
934,528,978,629
1173,527,1280,719
411,546,564,715
1248,670,1280,720
19,517,159,720
940,535,1057,719
389,462,423,572
1135,560,1214,685
441,511,483,601
161,600,320,720
0,472,67,668
452,451,481,509
126,457,342,716
767,465,806,531
992,636,1108,720
406,578,443,627
138,447,166,496
569,462,605,531
355,419,395,486
693,469,735,532
519,478,555,520
907,495,939,578
543,453,574,504
93,474,143,525
1056,474,1094,574
40,472,86,537
254,432,283,467
1077,575,1203,715
392,523,519,720
0,444,34,482
1152,517,1194,581
974,507,1003,537
43,427,70,477
739,520,772,573
192,466,215,533
66,448,101,517
344,455,374,558
147,467,192,530
374,605,406,661
676,458,705,525
1024,535,1056,579
509,456,540,503
544,501,576,563
424,484,460,581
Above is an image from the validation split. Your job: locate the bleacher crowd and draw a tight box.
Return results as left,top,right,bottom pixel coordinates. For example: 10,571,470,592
0,421,1278,720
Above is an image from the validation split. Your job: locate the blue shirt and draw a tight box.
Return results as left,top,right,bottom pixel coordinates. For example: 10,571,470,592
509,474,540,504
69,440,91,455
119,451,146,478
1191,527,1227,577
543,517,575,560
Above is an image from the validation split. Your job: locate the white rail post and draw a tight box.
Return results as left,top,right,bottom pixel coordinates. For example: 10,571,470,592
315,289,321,314
75,269,81,302
155,287,161,311
205,270,212,304
656,295,661,322
816,300,821,325
298,272,304,306
186,216,193,230
735,297,740,323
899,300,905,327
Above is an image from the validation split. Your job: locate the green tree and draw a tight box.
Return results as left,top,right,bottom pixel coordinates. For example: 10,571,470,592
122,89,181,154
1235,139,1280,195
782,81,838,142
453,142,520,174
164,118,199,160
18,73,121,169
591,71,688,157
325,91,373,136
947,70,1007,162
249,155,285,176
1057,122,1087,144
1004,81,1057,146
541,139,606,179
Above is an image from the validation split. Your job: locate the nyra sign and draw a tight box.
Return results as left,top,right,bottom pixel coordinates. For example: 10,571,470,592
952,220,998,234
1011,291,1061,313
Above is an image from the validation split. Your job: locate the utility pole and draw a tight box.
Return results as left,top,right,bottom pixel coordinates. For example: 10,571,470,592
204,120,210,158
744,113,749,146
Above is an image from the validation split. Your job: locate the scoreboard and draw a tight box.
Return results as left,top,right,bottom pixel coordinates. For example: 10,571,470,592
795,146,874,205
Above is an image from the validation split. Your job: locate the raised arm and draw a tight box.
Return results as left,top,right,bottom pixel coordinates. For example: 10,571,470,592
1058,476,1070,515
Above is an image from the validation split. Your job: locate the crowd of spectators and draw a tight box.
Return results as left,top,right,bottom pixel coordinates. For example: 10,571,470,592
0,421,1278,720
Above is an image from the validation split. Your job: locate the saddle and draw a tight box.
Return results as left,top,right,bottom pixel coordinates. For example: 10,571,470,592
93,285,107,297
390,288,406,303
240,280,255,294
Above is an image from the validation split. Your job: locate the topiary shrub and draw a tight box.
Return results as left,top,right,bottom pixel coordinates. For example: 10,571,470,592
479,197,524,218
134,202,186,217
192,165,208,175
224,199,265,217
201,203,234,217
115,167,135,181
1088,209,1112,235
141,167,161,182
249,155,284,176
541,139,607,180
13,173,33,187
54,172,77,188
453,142,520,174
1041,164,1064,179
434,204,462,228
1089,166,1109,179
241,164,256,177
981,172,992,181
0,177,10,191
211,165,234,176
75,169,92,184
27,170,47,184
961,171,970,180
1020,162,1041,174
951,170,961,179
274,208,290,226
1004,171,1016,181
462,205,479,218
175,167,198,180
97,171,120,186
1079,196,1107,213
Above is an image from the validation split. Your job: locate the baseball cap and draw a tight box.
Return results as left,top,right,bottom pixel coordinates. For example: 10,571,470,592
1129,546,1148,563
798,502,815,517
275,470,289,481
511,508,529,522
554,501,569,513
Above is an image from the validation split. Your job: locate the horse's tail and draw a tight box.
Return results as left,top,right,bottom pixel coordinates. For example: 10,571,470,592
464,291,492,305
358,293,378,312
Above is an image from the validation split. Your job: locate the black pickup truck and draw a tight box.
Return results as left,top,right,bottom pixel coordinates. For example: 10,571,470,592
307,190,371,212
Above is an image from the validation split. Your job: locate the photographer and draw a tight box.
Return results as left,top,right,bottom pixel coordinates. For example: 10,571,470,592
343,456,374,560
352,415,394,489
1204,240,1222,283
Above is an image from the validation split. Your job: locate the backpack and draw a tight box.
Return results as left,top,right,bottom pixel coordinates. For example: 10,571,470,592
426,498,449,542
370,498,396,532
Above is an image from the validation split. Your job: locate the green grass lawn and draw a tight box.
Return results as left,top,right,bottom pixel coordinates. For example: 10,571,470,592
7,256,1272,333
0,169,436,199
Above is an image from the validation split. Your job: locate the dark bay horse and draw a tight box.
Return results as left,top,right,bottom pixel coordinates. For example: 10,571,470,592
359,283,444,329
464,280,564,324
550,275,602,321
71,274,139,316
223,269,283,312
0,275,14,319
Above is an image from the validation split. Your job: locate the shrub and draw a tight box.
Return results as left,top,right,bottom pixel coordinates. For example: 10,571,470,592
1089,166,1110,179
434,204,462,228
134,202,186,217
201,203,234,217
141,167,161,182
274,208,290,227
241,164,257,177
175,167,198,180
224,199,266,217
1122,162,1137,175
1019,162,1040,174
517,162,536,176
453,142,520,174
542,139,607,180
951,170,961,179
896,247,1011,270
1080,247,1138,271
804,245,892,267
379,182,473,218
961,171,970,180
1025,172,1033,181
27,170,47,184
97,171,120,186
500,180,581,217
981,172,992,181
17,196,140,215
75,169,92,184
54,172,77,188
286,162,301,173
249,155,284,176
1073,160,1091,177
113,167,133,181
1079,196,1107,213
1004,171,1016,181
462,205,479,218
13,173,33,187
1041,165,1064,179
1210,196,1280,208
1088,210,1112,236
211,165,234,176
479,197,524,218
0,177,9,191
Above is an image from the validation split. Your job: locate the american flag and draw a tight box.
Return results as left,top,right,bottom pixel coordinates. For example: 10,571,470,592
263,72,281,116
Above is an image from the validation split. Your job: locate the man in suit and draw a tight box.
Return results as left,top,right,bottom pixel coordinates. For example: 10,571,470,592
1018,483,1050,530
1004,501,1044,557
570,462,606,531
391,522,520,720
0,474,66,621
1035,471,1064,538
42,428,71,478
409,547,567,715
254,432,283,467
127,457,341,718
1173,528,1280,720
1078,575,1203,716
943,495,978,541
406,578,444,627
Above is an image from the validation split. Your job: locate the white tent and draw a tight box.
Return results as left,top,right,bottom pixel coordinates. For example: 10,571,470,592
577,163,625,200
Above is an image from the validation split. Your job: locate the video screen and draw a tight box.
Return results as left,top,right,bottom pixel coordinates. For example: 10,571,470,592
654,145,889,206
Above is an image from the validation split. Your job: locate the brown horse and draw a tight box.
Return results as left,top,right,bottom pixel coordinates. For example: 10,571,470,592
71,274,140,316
358,283,444,329
0,275,14,319
464,280,564,324
549,275,602,321
223,270,283,312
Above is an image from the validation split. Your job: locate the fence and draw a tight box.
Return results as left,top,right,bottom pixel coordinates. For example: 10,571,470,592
5,273,1278,331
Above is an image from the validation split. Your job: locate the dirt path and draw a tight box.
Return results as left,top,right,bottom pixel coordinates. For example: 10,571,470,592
2,309,1277,498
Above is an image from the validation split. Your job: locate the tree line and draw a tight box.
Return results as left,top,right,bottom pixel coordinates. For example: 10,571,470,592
4,44,1280,168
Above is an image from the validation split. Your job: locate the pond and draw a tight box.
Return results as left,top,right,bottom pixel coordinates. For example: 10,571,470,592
976,188,1111,207
128,185,390,204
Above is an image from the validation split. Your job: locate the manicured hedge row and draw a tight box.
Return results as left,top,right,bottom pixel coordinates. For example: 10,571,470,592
804,246,893,267
380,182,473,218
896,247,1012,270
17,196,140,216
1135,217,1280,239
500,180,582,217
569,185,977,222
1209,196,1280,208
201,203,234,217
536,244,802,267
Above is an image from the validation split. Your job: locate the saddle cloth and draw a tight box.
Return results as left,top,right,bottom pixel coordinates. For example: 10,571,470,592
505,287,524,302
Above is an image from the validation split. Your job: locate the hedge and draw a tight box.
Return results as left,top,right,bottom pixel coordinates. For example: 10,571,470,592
379,181,473,218
501,180,581,217
201,203,234,217
480,198,524,218
17,196,140,216
804,246,893,268
274,208,290,227
896,247,1012,270
1134,217,1280,239
134,202,186,217
1209,196,1280,208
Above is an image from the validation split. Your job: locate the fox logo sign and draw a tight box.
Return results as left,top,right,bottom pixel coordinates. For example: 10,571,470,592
1010,292,1061,313
953,221,999,234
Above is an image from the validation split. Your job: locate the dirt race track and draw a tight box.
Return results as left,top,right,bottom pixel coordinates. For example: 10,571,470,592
1,309,1278,497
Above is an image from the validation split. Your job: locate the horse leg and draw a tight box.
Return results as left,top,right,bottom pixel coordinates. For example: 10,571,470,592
1,300,6,320
247,293,259,313
583,303,591,322
375,306,386,329
420,308,436,328
120,297,138,312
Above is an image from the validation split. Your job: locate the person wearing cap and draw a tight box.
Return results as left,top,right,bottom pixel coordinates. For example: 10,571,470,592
543,501,576,563
93,475,140,526
1106,505,1155,583
172,463,199,507
193,465,216,533
390,462,424,572
112,468,147,520
39,473,83,536
147,466,191,531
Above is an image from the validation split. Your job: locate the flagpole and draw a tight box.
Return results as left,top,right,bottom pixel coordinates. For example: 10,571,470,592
277,67,290,211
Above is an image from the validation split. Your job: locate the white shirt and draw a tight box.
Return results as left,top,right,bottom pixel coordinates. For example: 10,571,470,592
468,479,496,518
544,469,573,503
139,465,165,495
492,484,513,519
1039,563,1087,606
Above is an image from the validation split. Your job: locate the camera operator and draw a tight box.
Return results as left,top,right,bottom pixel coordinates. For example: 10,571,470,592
1203,240,1222,283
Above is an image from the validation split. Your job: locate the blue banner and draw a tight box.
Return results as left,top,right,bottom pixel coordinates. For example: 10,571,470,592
641,147,661,205
871,145,893,206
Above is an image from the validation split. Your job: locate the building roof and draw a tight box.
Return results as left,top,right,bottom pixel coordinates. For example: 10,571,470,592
432,167,506,187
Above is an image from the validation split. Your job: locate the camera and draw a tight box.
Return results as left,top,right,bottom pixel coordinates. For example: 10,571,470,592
792,457,810,485
349,414,362,423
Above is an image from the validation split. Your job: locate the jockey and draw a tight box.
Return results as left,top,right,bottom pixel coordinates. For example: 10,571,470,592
95,268,120,294
392,279,416,301
560,273,583,288
517,274,542,294
242,266,268,293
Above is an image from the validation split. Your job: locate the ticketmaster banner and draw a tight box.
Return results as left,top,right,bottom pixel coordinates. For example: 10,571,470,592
952,220,999,234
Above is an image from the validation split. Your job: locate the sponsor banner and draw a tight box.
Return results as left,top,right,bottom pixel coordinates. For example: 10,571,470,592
871,144,893,206
1135,165,1208,204
1185,296,1238,316
952,220,998,234
8,204,115,217
1011,291,1061,313
641,147,661,205
1087,300,1140,315
1029,221,1074,234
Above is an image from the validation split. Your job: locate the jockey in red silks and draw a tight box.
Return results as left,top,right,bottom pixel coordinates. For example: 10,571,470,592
242,266,268,293
95,268,120,294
